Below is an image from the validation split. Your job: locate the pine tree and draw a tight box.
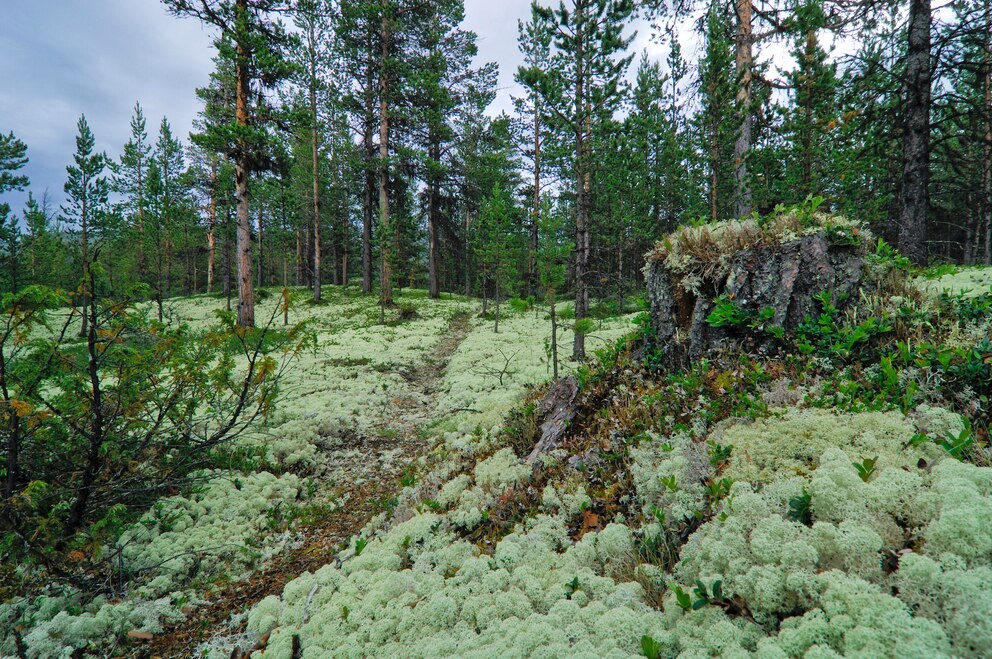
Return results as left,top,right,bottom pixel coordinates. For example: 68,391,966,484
520,0,635,360
154,118,188,313
695,4,738,222
62,115,111,337
661,25,696,225
293,0,335,302
628,53,666,235
931,0,992,263
113,103,152,287
412,0,495,299
374,1,434,310
476,183,516,333
536,197,572,379
832,9,902,236
162,0,296,327
0,132,29,202
0,211,20,295
899,0,933,265
514,4,554,298
336,0,381,294
0,131,29,295
22,192,62,288
779,0,839,203
191,53,238,295
456,114,521,301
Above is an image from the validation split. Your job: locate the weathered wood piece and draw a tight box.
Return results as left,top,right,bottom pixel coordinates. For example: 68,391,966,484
526,375,580,463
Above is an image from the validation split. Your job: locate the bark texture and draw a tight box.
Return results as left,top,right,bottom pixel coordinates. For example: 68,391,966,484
645,233,865,364
898,0,932,266
525,375,580,463
733,0,754,217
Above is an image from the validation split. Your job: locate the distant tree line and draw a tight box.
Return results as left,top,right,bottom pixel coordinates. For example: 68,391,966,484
1,0,990,359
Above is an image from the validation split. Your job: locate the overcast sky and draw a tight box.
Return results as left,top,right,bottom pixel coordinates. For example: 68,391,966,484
0,1,664,214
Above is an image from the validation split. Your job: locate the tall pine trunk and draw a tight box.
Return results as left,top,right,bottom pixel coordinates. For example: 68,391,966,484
257,204,264,288
572,0,589,361
898,0,932,266
295,224,304,286
531,100,541,298
378,12,393,308
311,60,322,303
137,158,147,286
234,0,256,327
362,63,376,295
362,148,374,294
224,206,233,312
79,194,89,338
733,0,754,217
207,159,217,294
464,207,471,296
549,295,559,379
983,0,992,264
428,135,440,298
165,234,172,300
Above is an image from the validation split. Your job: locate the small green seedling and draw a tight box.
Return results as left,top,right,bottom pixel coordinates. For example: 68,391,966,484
707,440,733,467
787,488,813,526
641,635,663,659
854,457,878,482
942,420,975,460
705,478,734,501
565,576,581,599
671,583,693,611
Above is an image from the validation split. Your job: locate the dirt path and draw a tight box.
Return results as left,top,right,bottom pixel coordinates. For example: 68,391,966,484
141,313,473,658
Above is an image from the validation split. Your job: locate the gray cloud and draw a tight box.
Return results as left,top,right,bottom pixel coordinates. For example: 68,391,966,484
0,0,666,216
0,0,214,213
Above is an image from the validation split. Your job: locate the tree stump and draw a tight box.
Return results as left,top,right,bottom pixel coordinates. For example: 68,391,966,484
644,219,866,364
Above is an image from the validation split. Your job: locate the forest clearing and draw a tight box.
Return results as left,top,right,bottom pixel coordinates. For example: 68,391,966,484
3,0,992,656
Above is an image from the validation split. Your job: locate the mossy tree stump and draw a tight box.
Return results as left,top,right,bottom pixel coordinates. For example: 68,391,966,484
644,214,867,363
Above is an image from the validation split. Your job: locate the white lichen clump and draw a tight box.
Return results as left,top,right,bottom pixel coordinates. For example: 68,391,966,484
1,470,303,658
243,405,992,658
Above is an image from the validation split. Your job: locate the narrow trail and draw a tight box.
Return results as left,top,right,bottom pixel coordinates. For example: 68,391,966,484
144,312,473,658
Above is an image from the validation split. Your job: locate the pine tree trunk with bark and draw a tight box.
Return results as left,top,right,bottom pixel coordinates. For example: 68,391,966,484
572,3,589,361
733,0,754,218
207,159,217,294
898,0,932,266
378,12,393,308
234,0,256,327
311,66,322,303
428,135,440,299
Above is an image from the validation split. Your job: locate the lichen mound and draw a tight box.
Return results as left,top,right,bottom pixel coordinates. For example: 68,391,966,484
645,212,866,361
227,400,992,659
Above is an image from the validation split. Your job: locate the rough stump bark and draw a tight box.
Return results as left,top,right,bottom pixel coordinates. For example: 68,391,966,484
645,232,865,364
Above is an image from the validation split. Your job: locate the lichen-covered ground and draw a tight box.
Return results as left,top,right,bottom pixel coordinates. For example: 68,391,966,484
219,266,990,659
917,265,992,297
0,288,634,658
3,261,990,658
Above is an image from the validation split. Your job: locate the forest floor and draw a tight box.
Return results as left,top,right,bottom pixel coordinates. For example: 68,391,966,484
184,261,991,659
147,311,475,658
8,258,991,659
45,288,630,659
